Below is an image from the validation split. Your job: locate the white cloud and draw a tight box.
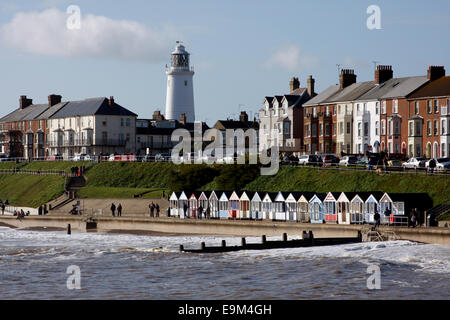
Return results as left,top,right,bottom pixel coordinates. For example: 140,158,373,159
264,44,319,72
0,8,182,62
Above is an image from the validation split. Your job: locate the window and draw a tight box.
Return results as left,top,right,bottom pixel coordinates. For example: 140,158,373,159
120,118,124,127
312,107,316,117
415,101,420,115
409,122,413,136
375,102,379,115
393,100,398,114
284,122,290,135
427,121,431,136
427,100,432,114
325,123,330,136
434,100,439,113
358,122,362,137
326,106,330,116
102,121,107,126
375,121,379,136
416,122,421,136
184,80,188,86
442,120,446,135
364,122,369,136
395,121,400,135
312,123,317,137
382,101,386,114
381,120,386,135
333,124,336,136
305,124,310,137
320,124,323,136
126,118,131,127
339,122,343,135
333,106,336,115
346,122,351,134
434,120,438,136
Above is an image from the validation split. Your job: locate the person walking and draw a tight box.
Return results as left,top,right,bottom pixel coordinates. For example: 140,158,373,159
1,203,4,215
198,205,203,219
156,204,160,218
374,211,381,228
428,158,436,175
117,203,122,217
110,203,116,217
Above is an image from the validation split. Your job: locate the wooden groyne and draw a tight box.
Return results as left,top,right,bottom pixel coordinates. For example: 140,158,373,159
179,230,363,253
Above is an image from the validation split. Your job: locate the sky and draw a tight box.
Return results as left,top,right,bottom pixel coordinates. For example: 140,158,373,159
0,0,449,125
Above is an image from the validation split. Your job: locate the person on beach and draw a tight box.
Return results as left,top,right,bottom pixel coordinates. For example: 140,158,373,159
198,205,203,219
1,203,5,215
156,204,160,217
206,207,211,219
150,203,155,217
374,211,381,228
117,203,122,217
111,203,116,217
428,159,436,175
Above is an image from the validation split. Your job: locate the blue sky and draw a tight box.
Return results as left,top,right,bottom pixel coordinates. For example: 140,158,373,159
1,0,449,125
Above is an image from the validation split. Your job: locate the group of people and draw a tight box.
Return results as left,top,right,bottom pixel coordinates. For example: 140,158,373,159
15,209,30,219
149,202,160,217
0,199,8,215
181,203,211,219
70,166,85,177
409,208,423,228
110,203,123,217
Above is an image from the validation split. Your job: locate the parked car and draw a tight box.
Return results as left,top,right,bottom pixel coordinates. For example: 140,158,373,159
73,154,91,161
322,154,339,165
356,156,369,165
141,154,155,162
155,153,171,162
298,155,319,165
0,154,11,162
46,154,63,161
339,155,358,166
425,157,450,170
402,157,426,169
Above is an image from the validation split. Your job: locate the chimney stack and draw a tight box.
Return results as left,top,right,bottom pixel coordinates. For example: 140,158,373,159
48,94,62,107
307,75,315,97
339,69,357,89
427,66,445,81
289,77,300,92
109,96,115,106
152,111,165,121
19,96,33,110
375,65,393,85
180,113,186,125
239,111,248,123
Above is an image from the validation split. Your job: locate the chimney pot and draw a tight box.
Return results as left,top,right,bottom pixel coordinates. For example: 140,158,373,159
109,96,115,106
19,95,33,110
307,75,315,97
375,65,394,84
289,77,300,92
427,66,445,81
239,111,248,123
48,94,62,107
339,69,357,89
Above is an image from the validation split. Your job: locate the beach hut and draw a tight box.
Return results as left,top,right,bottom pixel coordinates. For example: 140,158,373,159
383,193,433,225
218,191,231,219
208,191,220,219
274,192,288,221
350,194,366,224
169,192,180,217
177,191,189,219
188,192,200,218
198,191,211,218
228,191,241,219
239,191,254,219
297,192,315,222
323,192,340,223
336,192,357,225
309,193,326,224
285,192,300,221
262,192,277,220
364,192,384,223
250,192,263,220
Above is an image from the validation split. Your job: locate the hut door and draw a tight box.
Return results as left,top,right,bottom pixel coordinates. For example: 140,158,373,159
342,203,347,222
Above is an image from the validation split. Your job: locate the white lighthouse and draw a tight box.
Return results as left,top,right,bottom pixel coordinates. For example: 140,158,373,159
165,42,195,122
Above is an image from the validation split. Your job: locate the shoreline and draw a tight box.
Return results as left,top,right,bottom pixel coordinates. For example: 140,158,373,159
0,216,449,246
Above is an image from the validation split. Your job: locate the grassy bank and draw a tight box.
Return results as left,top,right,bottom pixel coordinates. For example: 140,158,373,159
77,186,167,199
0,174,65,207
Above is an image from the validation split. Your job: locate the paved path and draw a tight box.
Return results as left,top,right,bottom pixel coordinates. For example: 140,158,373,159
49,198,169,217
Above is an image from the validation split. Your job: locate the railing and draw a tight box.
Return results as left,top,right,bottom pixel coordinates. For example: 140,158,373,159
0,168,73,176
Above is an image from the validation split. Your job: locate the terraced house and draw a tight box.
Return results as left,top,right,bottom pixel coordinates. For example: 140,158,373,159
0,95,137,159
259,76,315,155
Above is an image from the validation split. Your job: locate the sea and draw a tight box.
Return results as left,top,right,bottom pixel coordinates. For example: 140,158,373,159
0,226,449,300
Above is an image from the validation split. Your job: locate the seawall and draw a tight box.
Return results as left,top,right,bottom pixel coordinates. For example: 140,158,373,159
1,216,449,246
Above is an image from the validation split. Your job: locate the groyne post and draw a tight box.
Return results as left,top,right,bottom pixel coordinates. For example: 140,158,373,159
262,235,267,244
201,242,206,250
67,224,71,235
309,230,314,245
283,233,288,242
241,238,246,247
222,240,226,248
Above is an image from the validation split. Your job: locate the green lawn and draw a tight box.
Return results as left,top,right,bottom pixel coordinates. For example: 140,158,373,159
22,161,91,172
0,174,65,207
77,186,168,199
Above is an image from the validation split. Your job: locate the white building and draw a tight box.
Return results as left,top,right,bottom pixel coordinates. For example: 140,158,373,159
48,97,137,158
165,42,195,123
